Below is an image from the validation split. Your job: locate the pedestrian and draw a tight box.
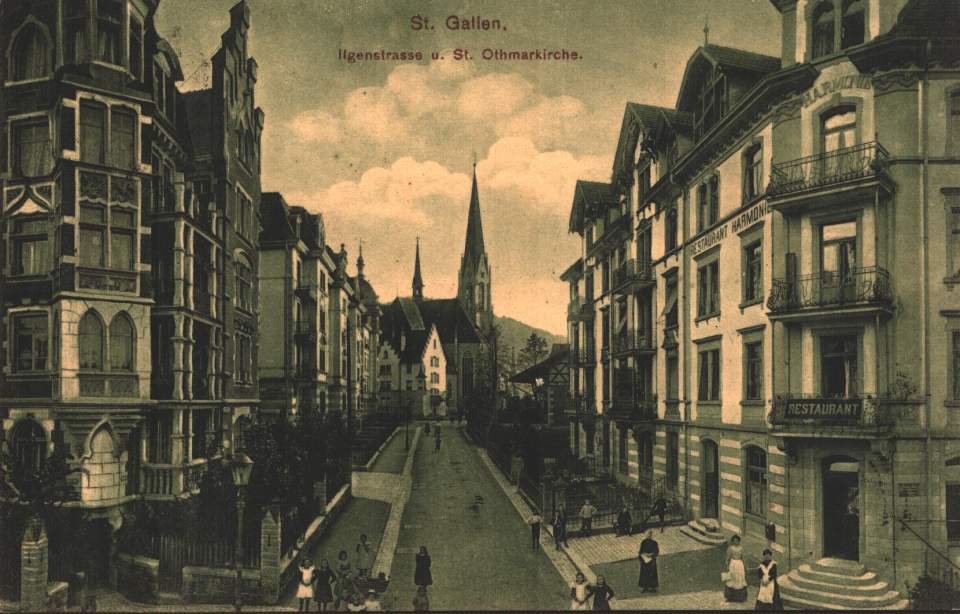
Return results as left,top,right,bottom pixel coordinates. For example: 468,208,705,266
334,550,354,610
723,535,748,603
645,495,668,533
296,558,316,612
355,534,374,579
434,428,442,454
579,499,597,537
615,506,633,536
414,546,433,589
363,589,382,611
638,530,660,593
592,575,615,610
570,571,593,610
527,512,542,549
425,421,431,436
755,548,783,610
314,558,335,612
552,508,568,550
412,585,430,611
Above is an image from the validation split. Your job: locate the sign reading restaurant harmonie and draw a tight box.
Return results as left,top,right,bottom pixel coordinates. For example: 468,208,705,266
690,201,770,256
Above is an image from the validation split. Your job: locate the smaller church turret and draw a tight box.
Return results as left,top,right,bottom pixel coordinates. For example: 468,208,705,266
412,236,424,301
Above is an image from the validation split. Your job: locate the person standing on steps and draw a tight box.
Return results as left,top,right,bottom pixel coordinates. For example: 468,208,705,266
579,499,597,537
314,558,335,612
755,548,783,610
527,512,542,549
414,546,433,589
297,558,317,612
592,575,615,610
638,530,660,593
355,534,374,580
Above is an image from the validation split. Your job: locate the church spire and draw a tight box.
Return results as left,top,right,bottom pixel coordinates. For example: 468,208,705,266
457,164,493,334
463,165,486,266
412,236,424,301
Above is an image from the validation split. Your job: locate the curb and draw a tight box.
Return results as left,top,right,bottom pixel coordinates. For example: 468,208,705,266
363,425,402,472
372,426,421,579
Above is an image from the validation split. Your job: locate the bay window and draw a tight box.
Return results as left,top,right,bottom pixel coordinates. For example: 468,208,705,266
64,0,88,64
12,217,49,276
13,314,48,372
109,107,136,169
13,120,51,177
79,172,139,271
129,16,143,79
95,0,123,65
80,203,107,267
80,101,107,164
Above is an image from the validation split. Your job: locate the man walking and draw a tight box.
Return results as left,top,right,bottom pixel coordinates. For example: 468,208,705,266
527,512,542,550
579,499,597,538
434,426,442,454
644,496,668,533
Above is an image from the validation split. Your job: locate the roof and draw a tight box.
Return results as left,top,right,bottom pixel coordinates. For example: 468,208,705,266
462,168,486,267
258,192,295,244
890,0,960,37
559,258,583,282
568,180,618,234
676,44,781,113
509,344,570,384
612,103,693,181
397,297,425,331
182,90,213,159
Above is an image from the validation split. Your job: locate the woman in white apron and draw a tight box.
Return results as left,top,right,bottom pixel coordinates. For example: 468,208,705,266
723,535,748,602
570,571,593,610
297,558,317,611
755,548,783,610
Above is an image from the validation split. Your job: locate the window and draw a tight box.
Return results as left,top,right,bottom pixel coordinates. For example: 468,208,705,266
666,351,679,400
12,26,49,81
79,172,137,271
952,331,960,402
697,183,708,232
11,421,46,477
618,425,628,473
709,175,719,226
697,175,720,231
80,204,106,267
147,415,172,463
110,207,135,270
64,0,88,64
129,16,143,79
11,217,49,275
95,0,123,65
821,221,857,297
665,207,678,252
235,333,251,383
822,107,857,163
79,311,104,370
80,102,107,164
950,92,960,157
109,313,134,371
430,372,440,384
841,0,865,49
110,107,136,169
13,314,48,372
744,143,763,201
666,431,679,488
664,273,678,329
743,241,763,304
820,335,858,396
948,482,960,541
697,260,720,318
697,347,721,401
430,356,439,367
13,120,51,177
236,189,252,237
812,1,836,59
744,340,763,400
235,254,252,312
745,446,768,517
948,194,960,278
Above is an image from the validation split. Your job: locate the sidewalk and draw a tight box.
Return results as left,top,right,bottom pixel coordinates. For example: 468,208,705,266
368,426,410,474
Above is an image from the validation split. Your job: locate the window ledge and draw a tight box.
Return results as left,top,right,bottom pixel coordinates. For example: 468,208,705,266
741,400,765,407
739,298,763,310
695,312,721,324
697,400,721,406
945,400,960,408
944,277,960,286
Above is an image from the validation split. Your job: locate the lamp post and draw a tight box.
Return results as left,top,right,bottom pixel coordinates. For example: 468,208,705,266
230,453,254,613
405,399,411,451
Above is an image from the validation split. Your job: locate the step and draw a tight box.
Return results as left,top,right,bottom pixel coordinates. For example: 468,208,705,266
679,524,726,546
787,570,891,597
795,563,879,587
781,590,909,611
811,557,867,577
688,518,724,537
779,575,904,609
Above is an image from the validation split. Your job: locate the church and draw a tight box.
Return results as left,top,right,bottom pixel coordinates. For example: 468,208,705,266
378,166,493,418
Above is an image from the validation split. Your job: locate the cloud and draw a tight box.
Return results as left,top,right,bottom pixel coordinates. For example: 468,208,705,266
343,86,408,142
456,72,535,120
289,109,342,143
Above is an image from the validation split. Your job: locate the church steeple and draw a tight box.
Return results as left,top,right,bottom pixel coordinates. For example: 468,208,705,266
412,236,424,301
457,163,493,334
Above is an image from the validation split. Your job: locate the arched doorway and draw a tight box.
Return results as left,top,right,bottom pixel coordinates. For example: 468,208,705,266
822,455,860,560
701,440,719,518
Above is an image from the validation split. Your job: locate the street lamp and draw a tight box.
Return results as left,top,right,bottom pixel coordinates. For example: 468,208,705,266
405,400,412,452
230,452,254,613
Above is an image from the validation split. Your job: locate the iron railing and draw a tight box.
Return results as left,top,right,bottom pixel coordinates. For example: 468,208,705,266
612,329,655,355
567,297,595,320
609,392,657,421
612,258,654,290
900,519,960,592
768,141,890,197
767,266,893,313
294,320,315,338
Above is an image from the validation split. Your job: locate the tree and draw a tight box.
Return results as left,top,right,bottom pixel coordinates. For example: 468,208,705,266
518,332,549,371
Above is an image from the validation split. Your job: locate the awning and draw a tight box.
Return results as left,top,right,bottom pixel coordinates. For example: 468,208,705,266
661,284,678,317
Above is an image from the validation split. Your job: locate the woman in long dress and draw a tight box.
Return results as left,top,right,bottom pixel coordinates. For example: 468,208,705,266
592,575,615,610
356,534,374,579
570,571,593,610
415,546,433,588
724,535,748,602
334,550,355,610
638,530,660,593
296,558,316,612
755,548,783,610
314,558,335,611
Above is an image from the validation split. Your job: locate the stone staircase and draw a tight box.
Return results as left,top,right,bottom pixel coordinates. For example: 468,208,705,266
779,558,909,610
678,517,727,546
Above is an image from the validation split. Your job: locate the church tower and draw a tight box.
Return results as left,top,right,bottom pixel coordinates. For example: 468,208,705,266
412,236,424,301
457,165,493,334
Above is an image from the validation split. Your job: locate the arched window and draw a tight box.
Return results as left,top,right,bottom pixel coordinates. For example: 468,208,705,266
478,283,485,309
841,0,865,49
12,26,49,81
235,252,252,312
812,1,836,59
745,446,768,516
109,313,134,371
11,420,46,476
79,311,104,370
949,90,960,157
821,106,857,153
234,414,251,452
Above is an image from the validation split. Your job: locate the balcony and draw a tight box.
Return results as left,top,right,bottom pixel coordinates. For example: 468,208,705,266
567,297,595,321
567,394,597,420
78,268,137,294
570,347,595,367
295,280,318,301
612,329,656,356
78,373,139,398
608,393,658,422
766,266,893,321
294,320,316,339
141,463,179,497
769,394,896,437
612,258,654,292
767,141,893,211
587,213,630,257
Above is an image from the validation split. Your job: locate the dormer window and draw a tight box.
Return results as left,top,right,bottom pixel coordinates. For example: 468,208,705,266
811,0,865,60
694,69,728,141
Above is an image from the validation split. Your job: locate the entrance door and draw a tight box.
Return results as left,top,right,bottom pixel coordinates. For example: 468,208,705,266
823,457,860,560
702,440,720,518
84,519,113,588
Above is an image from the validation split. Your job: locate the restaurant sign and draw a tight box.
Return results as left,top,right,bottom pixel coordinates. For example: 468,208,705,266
780,397,863,422
690,201,769,256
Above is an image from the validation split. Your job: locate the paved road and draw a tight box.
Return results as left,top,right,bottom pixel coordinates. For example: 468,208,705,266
383,426,569,611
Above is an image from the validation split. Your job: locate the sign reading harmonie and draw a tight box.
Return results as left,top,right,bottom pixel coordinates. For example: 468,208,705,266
691,201,770,256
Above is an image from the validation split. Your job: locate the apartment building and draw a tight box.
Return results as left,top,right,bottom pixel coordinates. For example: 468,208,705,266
565,0,959,603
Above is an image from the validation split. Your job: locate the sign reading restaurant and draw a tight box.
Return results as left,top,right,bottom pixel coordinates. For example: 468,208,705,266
690,201,770,256
780,397,863,422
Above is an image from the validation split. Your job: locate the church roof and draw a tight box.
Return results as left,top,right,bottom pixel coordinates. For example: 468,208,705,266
397,297,426,331
463,168,486,266
417,298,483,345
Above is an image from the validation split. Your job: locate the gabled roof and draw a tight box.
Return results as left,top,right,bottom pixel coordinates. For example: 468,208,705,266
676,44,781,113
612,103,693,182
258,192,296,245
397,297,426,331
182,89,213,159
509,344,570,384
560,258,583,282
568,180,617,235
417,299,482,345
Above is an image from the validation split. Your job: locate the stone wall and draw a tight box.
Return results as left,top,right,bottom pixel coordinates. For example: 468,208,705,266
117,553,159,602
20,519,48,612
182,566,260,604
46,581,68,611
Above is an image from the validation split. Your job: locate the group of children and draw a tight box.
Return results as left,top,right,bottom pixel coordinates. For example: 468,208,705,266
295,534,386,612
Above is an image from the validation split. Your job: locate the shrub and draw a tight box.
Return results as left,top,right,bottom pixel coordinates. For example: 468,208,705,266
907,573,960,611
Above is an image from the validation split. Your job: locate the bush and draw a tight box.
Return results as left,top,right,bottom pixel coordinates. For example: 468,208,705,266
907,573,960,611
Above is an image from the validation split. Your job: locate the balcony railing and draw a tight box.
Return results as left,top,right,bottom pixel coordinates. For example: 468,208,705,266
768,141,889,197
612,258,654,290
769,394,896,435
766,266,893,315
78,373,139,398
609,393,658,421
141,463,178,496
295,280,318,301
570,347,595,367
567,297,595,320
569,394,597,417
612,329,655,356
294,321,316,339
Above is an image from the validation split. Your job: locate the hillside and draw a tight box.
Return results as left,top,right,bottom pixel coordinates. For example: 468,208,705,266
495,315,566,357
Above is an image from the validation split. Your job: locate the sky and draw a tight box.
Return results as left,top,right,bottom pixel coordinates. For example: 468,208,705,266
156,0,781,336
